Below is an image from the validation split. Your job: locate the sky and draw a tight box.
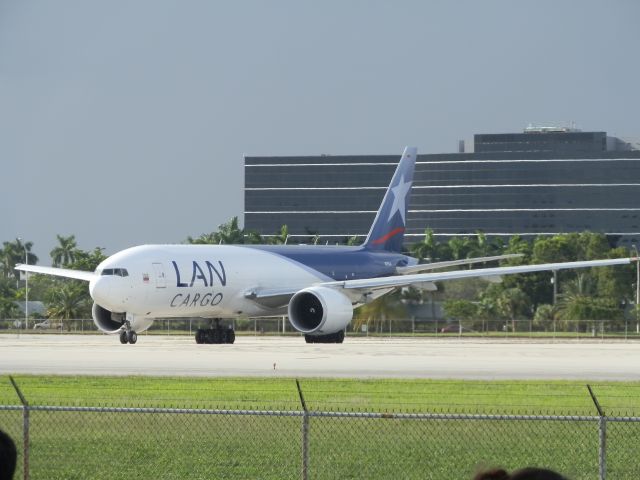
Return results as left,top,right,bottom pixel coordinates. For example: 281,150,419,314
1,0,639,264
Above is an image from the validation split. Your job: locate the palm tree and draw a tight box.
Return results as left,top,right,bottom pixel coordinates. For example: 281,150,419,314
68,247,107,271
50,234,78,267
14,238,37,265
555,273,623,327
562,272,596,297
347,235,361,246
1,242,18,277
243,230,264,244
468,231,504,258
476,293,500,332
533,304,556,331
216,217,245,244
443,299,477,330
448,236,470,260
270,225,289,245
411,228,439,261
0,277,19,319
504,235,531,259
186,217,260,245
497,287,530,332
186,232,218,244
0,245,10,278
1,239,38,278
46,283,90,327
556,293,622,324
352,293,407,333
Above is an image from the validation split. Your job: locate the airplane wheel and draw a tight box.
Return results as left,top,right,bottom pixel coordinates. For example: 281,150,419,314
212,329,223,343
195,330,204,344
304,331,344,343
127,331,138,344
119,331,128,344
226,330,235,344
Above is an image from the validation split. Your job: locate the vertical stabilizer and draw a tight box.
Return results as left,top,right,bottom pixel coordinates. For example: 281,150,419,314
362,146,417,253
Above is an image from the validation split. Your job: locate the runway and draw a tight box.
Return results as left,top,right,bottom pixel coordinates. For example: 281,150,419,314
0,334,639,380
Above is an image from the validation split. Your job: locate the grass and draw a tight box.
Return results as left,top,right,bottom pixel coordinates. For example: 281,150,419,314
2,376,640,479
2,375,640,415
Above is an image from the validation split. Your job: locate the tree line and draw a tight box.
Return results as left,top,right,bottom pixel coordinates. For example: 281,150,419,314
426,230,635,332
1,221,637,332
0,235,107,322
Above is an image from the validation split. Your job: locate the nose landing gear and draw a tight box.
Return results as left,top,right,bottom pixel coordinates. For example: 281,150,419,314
195,319,235,344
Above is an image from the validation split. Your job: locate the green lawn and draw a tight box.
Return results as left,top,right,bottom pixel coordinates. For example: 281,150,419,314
1,376,639,479
2,375,640,415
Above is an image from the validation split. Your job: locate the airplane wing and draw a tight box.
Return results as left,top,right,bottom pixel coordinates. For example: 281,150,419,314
15,264,97,282
395,254,523,275
244,287,300,309
322,257,634,292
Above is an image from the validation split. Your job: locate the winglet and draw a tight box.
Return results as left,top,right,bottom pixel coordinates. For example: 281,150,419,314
362,146,417,253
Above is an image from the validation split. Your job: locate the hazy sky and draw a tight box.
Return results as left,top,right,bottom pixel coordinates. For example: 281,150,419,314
2,1,639,263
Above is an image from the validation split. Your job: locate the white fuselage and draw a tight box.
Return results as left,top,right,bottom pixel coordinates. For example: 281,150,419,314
89,245,332,319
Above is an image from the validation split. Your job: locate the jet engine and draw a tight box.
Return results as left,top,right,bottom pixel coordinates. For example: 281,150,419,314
288,286,353,335
92,303,125,333
91,303,153,334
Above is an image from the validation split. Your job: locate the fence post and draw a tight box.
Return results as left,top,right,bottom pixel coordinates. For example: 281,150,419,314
598,416,607,480
9,376,29,480
587,384,606,480
295,379,309,480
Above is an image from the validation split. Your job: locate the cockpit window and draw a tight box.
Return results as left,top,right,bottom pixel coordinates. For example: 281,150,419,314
101,268,129,277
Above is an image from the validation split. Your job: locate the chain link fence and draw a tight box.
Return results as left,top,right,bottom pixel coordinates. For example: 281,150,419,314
3,317,640,340
1,378,640,479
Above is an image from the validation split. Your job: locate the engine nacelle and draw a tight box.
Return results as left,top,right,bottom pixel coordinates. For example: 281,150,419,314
288,286,353,335
92,303,153,334
92,303,125,333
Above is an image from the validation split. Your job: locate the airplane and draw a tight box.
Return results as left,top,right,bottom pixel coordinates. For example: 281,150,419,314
16,147,635,345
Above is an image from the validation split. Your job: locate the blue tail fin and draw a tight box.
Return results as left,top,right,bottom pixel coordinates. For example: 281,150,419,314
362,146,417,253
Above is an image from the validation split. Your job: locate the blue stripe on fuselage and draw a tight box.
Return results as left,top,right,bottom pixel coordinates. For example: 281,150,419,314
244,245,413,281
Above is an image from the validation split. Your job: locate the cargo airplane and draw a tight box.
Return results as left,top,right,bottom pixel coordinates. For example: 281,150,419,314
16,147,634,344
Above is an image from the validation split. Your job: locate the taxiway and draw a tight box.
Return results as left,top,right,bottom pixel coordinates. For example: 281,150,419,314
1,334,638,380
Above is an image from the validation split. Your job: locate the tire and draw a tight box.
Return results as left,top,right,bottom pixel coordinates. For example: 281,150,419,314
119,331,128,344
195,330,204,344
212,329,222,344
127,331,138,344
226,329,236,344
304,331,344,343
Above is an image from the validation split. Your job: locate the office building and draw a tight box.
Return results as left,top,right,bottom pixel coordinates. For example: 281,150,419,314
244,127,640,247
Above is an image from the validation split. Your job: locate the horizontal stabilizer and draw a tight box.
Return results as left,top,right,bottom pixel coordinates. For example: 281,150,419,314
395,254,523,275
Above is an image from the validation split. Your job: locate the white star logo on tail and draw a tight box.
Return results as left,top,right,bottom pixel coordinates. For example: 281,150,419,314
387,174,412,224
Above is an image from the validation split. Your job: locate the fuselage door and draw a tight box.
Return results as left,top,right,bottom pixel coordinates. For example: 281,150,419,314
152,263,166,288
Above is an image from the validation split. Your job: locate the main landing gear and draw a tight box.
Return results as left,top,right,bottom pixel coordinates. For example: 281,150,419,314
195,319,236,344
304,330,345,344
119,329,137,345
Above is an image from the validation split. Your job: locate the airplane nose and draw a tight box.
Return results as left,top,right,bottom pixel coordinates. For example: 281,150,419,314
90,275,133,311
89,277,112,307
